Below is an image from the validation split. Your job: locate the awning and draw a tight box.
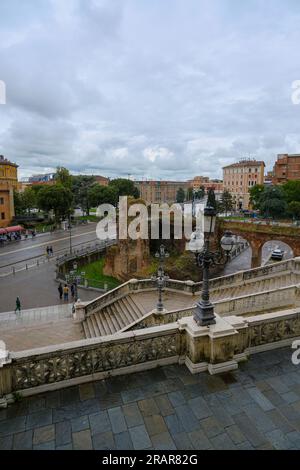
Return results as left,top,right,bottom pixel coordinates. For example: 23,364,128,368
5,225,24,233
0,228,6,235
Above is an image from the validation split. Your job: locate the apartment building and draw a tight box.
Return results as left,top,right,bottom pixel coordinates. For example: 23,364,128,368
0,155,19,227
273,154,300,184
223,160,265,209
134,180,190,204
188,176,223,193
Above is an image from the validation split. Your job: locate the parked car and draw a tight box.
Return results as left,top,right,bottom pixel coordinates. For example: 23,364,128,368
271,248,284,261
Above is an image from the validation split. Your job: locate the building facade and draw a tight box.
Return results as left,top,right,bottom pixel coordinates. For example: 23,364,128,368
28,173,55,185
188,176,223,193
134,180,190,204
0,155,19,227
94,175,109,186
273,154,300,184
223,160,265,210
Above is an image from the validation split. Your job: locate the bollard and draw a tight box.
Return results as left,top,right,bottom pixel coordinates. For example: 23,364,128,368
26,264,28,270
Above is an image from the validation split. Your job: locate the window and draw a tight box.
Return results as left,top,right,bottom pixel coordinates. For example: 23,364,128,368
0,197,4,205
1,212,5,220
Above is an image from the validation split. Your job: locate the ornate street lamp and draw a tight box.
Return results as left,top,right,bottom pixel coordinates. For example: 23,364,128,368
194,205,236,327
152,244,170,312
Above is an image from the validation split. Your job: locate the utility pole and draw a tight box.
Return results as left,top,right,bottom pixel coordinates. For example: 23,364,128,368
69,214,72,254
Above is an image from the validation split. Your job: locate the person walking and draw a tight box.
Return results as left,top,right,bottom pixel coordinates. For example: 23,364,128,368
58,283,63,300
71,283,75,298
63,284,69,301
50,246,53,256
15,297,21,314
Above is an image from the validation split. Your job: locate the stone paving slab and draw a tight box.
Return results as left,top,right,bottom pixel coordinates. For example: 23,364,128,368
1,347,300,450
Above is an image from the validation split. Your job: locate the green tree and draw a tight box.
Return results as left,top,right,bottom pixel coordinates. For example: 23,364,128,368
258,186,287,219
55,167,72,188
195,186,205,199
220,190,233,216
109,178,139,199
249,184,265,209
288,201,300,219
37,184,73,223
176,187,185,203
282,180,300,203
14,187,39,215
88,185,118,207
72,175,96,215
207,188,217,210
186,187,194,201
14,190,25,216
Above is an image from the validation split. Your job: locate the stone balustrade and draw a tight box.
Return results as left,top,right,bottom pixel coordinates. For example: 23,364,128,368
1,306,300,400
76,257,300,323
214,284,300,316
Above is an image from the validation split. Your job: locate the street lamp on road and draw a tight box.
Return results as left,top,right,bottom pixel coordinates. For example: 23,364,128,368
193,205,236,326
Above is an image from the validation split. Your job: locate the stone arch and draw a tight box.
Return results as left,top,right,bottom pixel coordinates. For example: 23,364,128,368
262,240,294,263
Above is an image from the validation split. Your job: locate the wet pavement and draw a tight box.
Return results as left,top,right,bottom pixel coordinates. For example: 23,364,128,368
0,348,299,450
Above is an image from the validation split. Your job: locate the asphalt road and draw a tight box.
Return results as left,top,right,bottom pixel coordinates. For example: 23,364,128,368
0,223,99,276
223,240,294,276
0,223,102,313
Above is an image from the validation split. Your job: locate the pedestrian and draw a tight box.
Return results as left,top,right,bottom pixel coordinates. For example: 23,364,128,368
50,246,53,256
15,296,21,314
71,283,75,298
58,283,63,300
63,284,69,301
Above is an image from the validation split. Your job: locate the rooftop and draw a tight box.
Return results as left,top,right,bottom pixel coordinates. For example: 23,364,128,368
223,160,265,169
0,347,299,450
0,155,18,168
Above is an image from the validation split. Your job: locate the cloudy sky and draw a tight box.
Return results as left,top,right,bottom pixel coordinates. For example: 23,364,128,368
1,0,300,180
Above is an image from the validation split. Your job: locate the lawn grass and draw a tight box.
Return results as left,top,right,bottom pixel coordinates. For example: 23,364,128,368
76,258,120,290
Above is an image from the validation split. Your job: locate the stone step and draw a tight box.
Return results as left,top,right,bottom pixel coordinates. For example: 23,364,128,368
116,298,135,325
126,295,143,321
128,295,145,317
99,308,113,335
94,313,107,336
83,321,91,339
120,298,138,322
107,304,126,330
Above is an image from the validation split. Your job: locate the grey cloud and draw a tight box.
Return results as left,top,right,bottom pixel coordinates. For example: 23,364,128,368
0,0,300,179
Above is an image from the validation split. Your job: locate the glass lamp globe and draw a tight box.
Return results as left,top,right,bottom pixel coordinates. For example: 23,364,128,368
220,231,235,252
188,230,204,252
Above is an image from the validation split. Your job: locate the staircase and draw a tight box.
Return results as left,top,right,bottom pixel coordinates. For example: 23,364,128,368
82,264,300,339
82,294,146,338
210,273,295,301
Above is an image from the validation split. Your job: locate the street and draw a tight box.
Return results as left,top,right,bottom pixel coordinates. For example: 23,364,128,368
223,239,294,276
0,223,101,313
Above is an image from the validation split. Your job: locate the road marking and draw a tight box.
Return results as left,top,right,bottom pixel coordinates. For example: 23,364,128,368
0,230,96,257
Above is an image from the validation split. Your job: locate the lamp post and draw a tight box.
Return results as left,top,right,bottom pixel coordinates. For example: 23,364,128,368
194,205,236,327
69,214,72,255
152,244,170,312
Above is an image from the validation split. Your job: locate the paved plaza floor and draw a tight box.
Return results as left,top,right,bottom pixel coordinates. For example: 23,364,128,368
0,348,300,450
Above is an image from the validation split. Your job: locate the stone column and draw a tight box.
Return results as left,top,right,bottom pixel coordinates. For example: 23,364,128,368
178,314,248,375
0,341,12,405
250,240,262,268
73,300,86,323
